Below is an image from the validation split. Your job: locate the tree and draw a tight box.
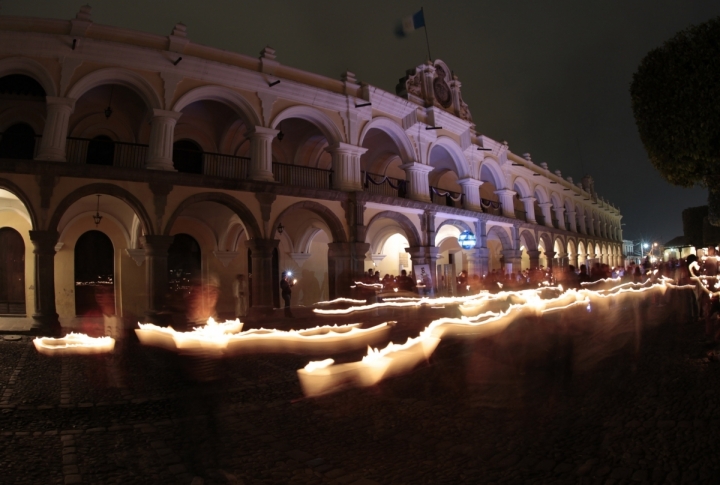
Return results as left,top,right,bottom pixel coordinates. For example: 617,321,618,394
630,17,720,225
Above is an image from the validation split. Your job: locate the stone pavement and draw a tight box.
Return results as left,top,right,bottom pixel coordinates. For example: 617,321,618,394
1,293,719,484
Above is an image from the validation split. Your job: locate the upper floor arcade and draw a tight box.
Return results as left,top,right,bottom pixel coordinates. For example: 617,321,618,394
0,8,622,243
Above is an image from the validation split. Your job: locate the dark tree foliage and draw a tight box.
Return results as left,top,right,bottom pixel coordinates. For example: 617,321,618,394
631,17,720,224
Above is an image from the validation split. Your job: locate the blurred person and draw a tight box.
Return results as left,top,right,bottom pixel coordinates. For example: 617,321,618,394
457,270,468,295
397,269,415,292
233,274,247,319
185,275,220,327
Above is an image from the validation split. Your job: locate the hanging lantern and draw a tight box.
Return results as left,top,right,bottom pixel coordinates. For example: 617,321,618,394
458,230,476,250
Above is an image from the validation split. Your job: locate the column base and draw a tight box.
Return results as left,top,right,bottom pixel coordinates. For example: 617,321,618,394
145,160,177,171
31,313,62,337
34,151,66,162
248,170,275,182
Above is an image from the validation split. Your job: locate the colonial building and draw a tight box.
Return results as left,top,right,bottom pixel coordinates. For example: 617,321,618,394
0,7,623,333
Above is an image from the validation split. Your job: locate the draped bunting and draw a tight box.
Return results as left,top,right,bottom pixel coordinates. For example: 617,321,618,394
430,186,463,202
480,198,501,209
364,173,407,197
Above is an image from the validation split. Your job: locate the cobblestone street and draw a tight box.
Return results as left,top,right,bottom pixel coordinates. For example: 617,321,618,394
1,296,717,485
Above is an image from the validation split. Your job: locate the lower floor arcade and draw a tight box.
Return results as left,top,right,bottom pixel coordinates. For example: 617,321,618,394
0,168,622,334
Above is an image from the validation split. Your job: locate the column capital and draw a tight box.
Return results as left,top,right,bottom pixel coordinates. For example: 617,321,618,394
151,109,183,121
249,126,280,138
494,189,516,197
457,177,483,188
520,196,536,203
29,230,59,250
140,235,174,254
399,162,434,174
539,202,554,209
45,96,77,110
326,142,368,156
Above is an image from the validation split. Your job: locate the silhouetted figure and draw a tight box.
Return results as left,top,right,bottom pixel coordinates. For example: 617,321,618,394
281,271,295,317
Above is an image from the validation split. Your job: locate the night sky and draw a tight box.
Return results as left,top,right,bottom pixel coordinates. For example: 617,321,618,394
5,1,720,244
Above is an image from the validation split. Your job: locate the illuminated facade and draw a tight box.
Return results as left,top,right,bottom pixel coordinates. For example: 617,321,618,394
0,7,623,333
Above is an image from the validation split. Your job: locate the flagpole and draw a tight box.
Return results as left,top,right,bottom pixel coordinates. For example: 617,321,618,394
422,7,432,61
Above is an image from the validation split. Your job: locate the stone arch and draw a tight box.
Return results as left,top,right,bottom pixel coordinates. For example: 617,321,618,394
366,211,422,248
511,176,533,198
518,229,538,251
0,108,46,135
563,197,576,213
428,136,470,179
550,191,563,208
172,85,261,128
478,156,507,189
163,192,261,239
270,200,347,243
538,232,553,255
436,219,473,234
554,235,567,256
48,183,154,235
0,57,56,97
66,68,162,110
533,185,550,204
270,105,344,145
486,225,512,249
0,178,39,230
359,117,415,163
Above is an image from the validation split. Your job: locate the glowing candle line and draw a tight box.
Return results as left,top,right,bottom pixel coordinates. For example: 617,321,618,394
33,332,115,355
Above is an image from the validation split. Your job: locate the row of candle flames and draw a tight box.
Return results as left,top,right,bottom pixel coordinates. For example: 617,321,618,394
33,267,708,397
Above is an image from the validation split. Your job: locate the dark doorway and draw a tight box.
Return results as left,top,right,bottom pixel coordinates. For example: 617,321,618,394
0,228,25,315
167,233,201,311
272,247,280,308
172,139,203,174
86,135,115,166
247,248,253,308
0,123,36,160
75,230,115,316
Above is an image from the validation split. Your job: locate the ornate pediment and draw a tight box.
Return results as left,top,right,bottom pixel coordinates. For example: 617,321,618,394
395,60,473,123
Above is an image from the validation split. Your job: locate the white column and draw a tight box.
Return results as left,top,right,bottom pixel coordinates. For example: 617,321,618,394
521,196,536,223
146,109,182,171
326,143,367,191
566,210,577,232
248,126,278,182
457,177,483,212
587,215,595,236
399,162,434,203
579,213,587,234
495,189,516,218
35,97,76,162
554,207,566,230
539,202,554,228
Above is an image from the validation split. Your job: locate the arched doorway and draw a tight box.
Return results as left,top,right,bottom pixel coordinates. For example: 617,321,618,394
0,227,25,314
86,135,115,166
74,230,115,316
167,233,201,312
0,123,36,160
173,139,203,174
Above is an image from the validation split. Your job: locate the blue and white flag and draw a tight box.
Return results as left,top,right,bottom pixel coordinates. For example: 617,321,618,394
396,9,425,37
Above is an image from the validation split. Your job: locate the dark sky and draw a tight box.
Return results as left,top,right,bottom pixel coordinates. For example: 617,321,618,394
6,0,720,244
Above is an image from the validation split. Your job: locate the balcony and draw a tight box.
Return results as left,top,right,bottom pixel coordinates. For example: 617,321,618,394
363,172,406,198
272,162,333,190
514,209,527,222
481,198,502,216
66,137,147,169
430,187,463,209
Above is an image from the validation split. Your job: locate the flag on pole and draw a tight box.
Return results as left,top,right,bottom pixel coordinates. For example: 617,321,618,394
396,9,426,37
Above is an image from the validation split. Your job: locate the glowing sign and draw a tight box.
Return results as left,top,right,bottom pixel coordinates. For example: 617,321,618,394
458,230,477,250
